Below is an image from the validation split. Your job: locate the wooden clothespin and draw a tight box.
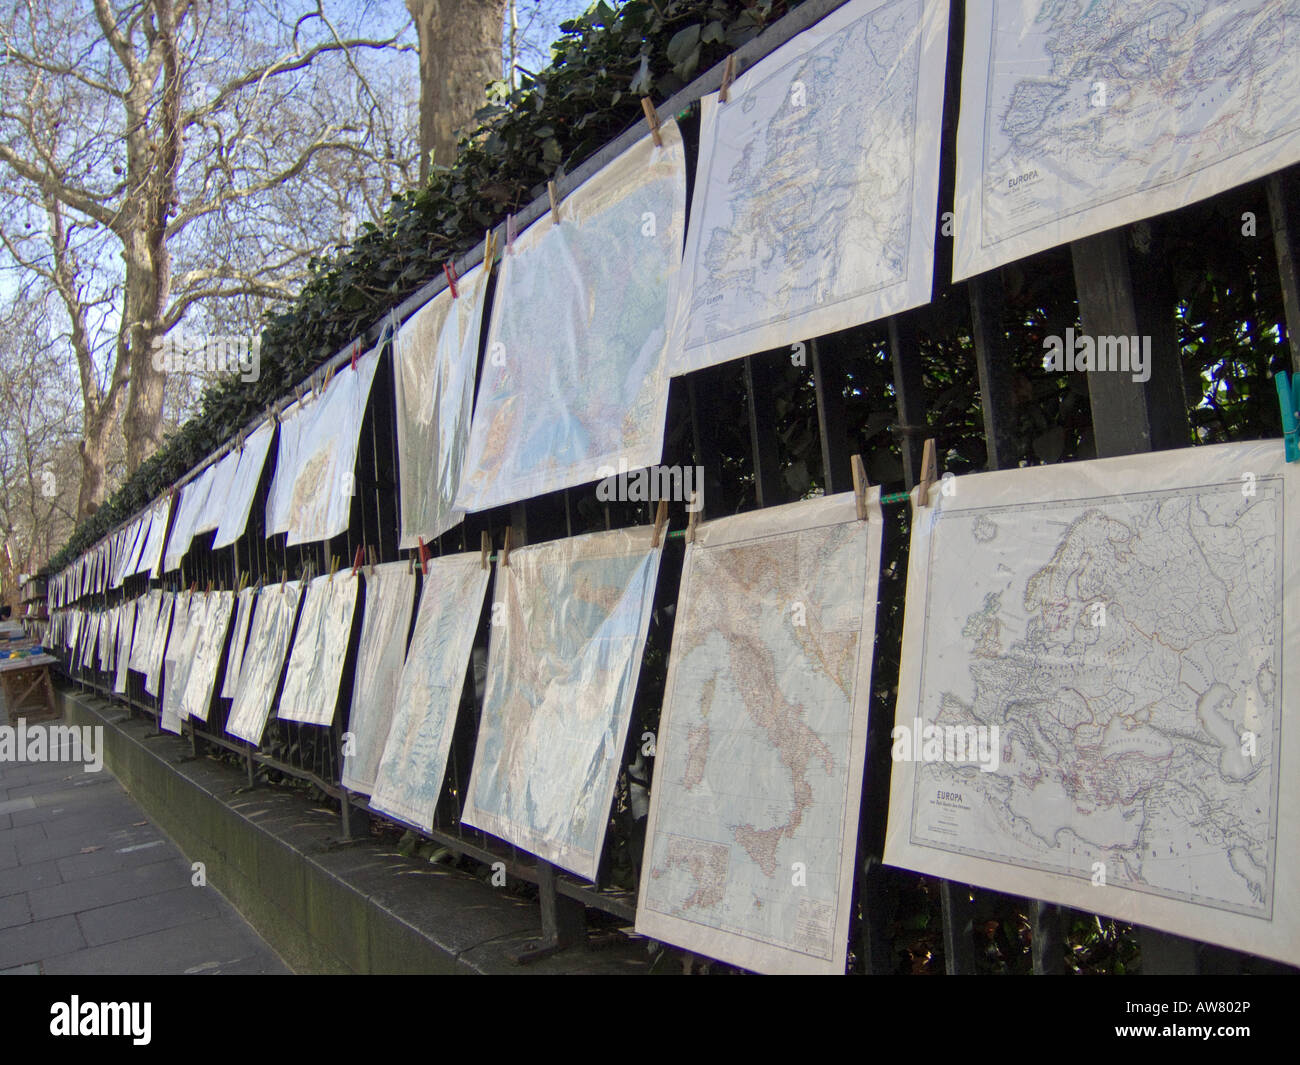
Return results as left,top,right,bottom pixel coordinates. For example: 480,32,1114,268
350,545,365,576
443,261,459,299
506,213,517,254
417,537,430,576
483,229,497,271
641,97,663,148
850,454,869,522
205,580,213,596
237,571,248,593
280,568,288,595
407,553,415,574
548,181,561,224
367,546,377,576
651,498,669,548
502,526,512,567
916,438,939,509
481,530,491,571
686,492,701,544
328,554,340,582
719,54,737,104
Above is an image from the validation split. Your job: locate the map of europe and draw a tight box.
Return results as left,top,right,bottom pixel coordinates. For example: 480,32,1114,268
671,0,946,373
954,0,1300,279
889,447,1285,934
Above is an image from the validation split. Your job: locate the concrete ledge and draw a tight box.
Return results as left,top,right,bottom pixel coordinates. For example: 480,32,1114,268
57,687,651,975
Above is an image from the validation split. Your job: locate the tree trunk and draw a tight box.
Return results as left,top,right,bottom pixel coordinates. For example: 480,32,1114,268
406,0,506,180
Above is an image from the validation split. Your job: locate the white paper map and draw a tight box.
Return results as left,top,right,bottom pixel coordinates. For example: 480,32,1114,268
670,0,947,374
456,125,685,512
884,442,1300,966
953,0,1300,281
394,264,487,548
277,573,359,726
341,562,417,795
462,526,664,880
636,492,883,974
227,581,303,746
370,553,490,831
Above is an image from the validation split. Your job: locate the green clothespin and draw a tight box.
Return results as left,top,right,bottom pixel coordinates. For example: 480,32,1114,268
1277,371,1300,463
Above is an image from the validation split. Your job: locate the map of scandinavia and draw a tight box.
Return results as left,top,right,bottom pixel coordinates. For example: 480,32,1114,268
911,482,1281,916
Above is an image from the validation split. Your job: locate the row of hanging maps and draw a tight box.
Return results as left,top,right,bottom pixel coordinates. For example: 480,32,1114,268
51,438,1300,974
46,0,1300,973
51,0,1300,600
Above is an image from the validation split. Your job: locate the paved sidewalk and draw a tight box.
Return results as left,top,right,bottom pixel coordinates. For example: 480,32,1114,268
0,692,289,974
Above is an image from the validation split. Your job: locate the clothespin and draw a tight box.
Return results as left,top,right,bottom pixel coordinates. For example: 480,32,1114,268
205,580,213,596
1276,371,1300,463
548,181,561,224
916,438,939,509
280,568,287,595
484,229,497,271
850,454,869,522
506,213,517,254
502,526,512,567
351,545,365,576
641,97,663,148
443,261,459,299
651,498,669,548
237,571,248,594
189,581,197,596
686,492,701,544
481,531,491,571
351,338,361,372
417,537,430,576
406,553,415,575
719,54,737,104
367,546,377,576
328,554,340,582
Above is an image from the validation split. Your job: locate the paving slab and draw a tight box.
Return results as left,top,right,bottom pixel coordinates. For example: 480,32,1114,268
0,689,289,975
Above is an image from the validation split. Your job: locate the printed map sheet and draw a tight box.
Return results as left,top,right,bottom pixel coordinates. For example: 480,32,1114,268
884,442,1300,966
636,492,883,974
341,562,417,795
456,125,686,512
670,0,947,374
226,581,303,746
370,553,490,831
953,0,1300,280
394,264,488,548
462,526,664,880
277,573,359,726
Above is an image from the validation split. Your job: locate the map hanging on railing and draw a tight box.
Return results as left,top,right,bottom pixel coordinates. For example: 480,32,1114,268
456,124,686,513
370,552,490,831
636,492,883,974
462,526,664,880
884,441,1300,967
952,0,1300,280
670,0,948,374
341,562,417,796
393,264,488,548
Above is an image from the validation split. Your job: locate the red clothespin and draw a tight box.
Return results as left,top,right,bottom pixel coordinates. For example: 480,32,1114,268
443,261,459,299
350,544,365,576
417,536,430,576
350,339,361,372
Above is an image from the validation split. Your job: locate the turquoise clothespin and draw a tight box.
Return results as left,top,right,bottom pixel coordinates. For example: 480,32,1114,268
1277,370,1300,463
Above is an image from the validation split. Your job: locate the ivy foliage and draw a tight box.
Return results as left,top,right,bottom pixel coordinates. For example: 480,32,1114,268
51,0,800,571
